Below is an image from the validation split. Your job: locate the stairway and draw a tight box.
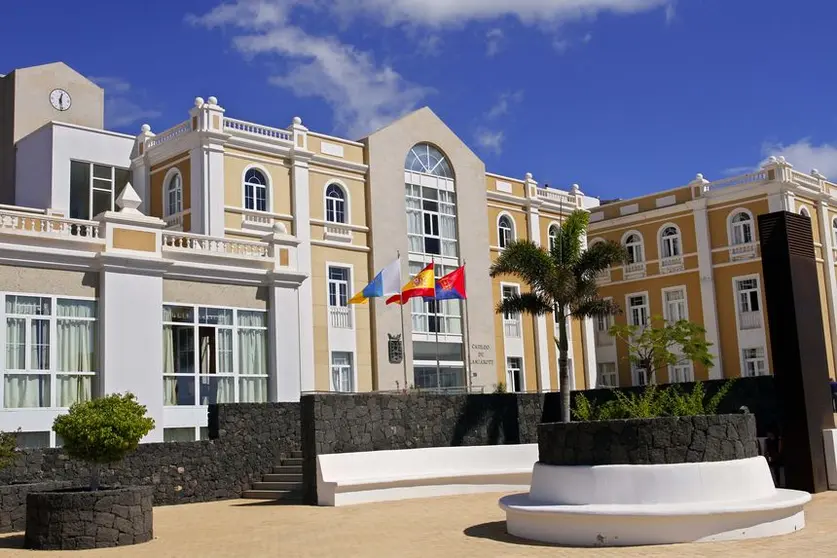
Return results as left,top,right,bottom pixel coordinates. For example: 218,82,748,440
242,451,304,502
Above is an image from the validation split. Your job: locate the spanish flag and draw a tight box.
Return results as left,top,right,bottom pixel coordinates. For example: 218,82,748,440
386,262,435,305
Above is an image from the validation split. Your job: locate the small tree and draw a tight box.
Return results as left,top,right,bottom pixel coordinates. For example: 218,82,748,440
53,393,155,491
609,316,714,385
0,431,17,470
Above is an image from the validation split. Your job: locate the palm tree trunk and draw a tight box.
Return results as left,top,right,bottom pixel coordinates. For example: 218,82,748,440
557,307,571,423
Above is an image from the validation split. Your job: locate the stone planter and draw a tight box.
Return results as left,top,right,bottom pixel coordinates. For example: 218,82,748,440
24,486,153,550
0,481,73,533
538,414,759,466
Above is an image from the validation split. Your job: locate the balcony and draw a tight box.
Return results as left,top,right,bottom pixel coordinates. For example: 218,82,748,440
223,117,292,142
729,243,757,261
0,208,102,242
163,210,190,231
241,210,275,231
595,268,611,284
161,231,271,260
595,330,615,347
329,306,352,329
659,256,684,274
503,319,521,338
739,311,762,330
623,262,646,280
323,223,353,243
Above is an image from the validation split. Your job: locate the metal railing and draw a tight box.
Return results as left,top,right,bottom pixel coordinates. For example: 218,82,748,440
329,306,352,329
224,117,292,141
739,311,762,330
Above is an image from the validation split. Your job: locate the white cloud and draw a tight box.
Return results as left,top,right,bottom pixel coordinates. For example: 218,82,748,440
486,90,524,120
475,128,505,155
417,34,443,57
486,28,504,57
90,76,161,129
553,38,571,53
762,139,837,179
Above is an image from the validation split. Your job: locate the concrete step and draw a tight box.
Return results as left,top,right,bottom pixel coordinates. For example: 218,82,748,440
282,457,303,467
289,450,303,459
272,465,302,475
263,473,302,483
251,481,302,491
241,489,302,500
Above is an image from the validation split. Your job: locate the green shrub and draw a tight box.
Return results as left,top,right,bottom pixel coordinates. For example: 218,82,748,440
53,393,155,490
0,430,17,469
494,382,507,394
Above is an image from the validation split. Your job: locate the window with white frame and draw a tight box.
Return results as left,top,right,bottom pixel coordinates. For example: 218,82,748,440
405,143,453,178
669,362,694,383
624,233,644,263
742,347,767,377
328,267,351,328
405,144,457,257
595,312,614,346
633,366,648,386
502,285,521,337
627,294,649,327
506,357,523,392
243,168,268,212
409,262,462,334
735,277,761,330
832,217,837,246
597,362,617,387
663,288,688,323
331,352,354,392
162,305,268,406
498,215,515,249
548,224,559,251
69,161,130,220
3,295,97,409
165,172,183,217
325,184,346,224
660,226,681,258
730,212,753,245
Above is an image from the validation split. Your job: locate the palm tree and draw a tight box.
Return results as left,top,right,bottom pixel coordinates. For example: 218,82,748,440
490,209,627,422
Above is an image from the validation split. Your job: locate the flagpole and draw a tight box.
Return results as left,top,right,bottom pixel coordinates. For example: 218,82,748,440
462,261,473,392
433,260,441,392
397,250,407,390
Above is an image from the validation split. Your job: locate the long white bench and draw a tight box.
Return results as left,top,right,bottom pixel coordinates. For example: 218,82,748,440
316,444,539,506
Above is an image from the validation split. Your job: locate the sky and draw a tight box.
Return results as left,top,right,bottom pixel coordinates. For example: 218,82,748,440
1,0,836,201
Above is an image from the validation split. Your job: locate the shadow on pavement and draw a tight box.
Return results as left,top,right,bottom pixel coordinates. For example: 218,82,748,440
463,521,560,548
0,534,24,549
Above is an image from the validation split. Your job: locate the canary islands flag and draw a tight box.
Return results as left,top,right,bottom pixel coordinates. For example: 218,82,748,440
386,262,436,305
430,265,467,301
349,258,401,304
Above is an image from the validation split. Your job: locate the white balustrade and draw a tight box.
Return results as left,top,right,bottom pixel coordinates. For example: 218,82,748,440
504,319,521,338
595,268,611,284
537,188,576,207
790,170,822,190
0,210,101,240
164,210,190,230
706,170,768,190
329,306,352,329
729,243,757,260
623,262,646,279
161,232,270,259
324,223,352,242
147,121,191,149
242,211,274,228
739,311,762,330
224,118,292,141
595,330,614,347
659,256,684,274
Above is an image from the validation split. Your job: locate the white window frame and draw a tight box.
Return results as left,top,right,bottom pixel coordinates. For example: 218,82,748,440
330,351,356,392
662,286,688,323
242,166,271,213
659,224,682,258
728,209,755,246
625,292,649,328
597,362,618,388
501,283,521,338
1,293,98,410
506,356,524,392
733,274,763,331
405,183,458,258
632,366,648,386
163,168,183,217
324,181,349,224
498,213,515,249
69,160,130,220
622,230,645,263
669,362,694,383
741,347,767,377
327,265,353,329
408,262,462,336
548,223,560,251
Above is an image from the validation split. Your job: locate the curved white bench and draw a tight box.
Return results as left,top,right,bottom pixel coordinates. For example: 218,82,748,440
317,444,538,506
500,457,811,546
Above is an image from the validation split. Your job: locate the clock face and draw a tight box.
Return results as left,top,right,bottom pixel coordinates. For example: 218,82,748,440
49,89,72,111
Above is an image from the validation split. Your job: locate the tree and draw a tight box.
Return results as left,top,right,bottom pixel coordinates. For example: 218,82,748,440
490,209,627,422
0,431,17,470
609,316,714,385
53,393,155,491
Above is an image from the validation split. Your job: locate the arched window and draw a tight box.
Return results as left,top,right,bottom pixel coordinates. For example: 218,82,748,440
165,172,182,217
548,224,559,251
624,233,644,263
244,168,268,212
832,217,837,246
325,184,346,224
498,215,515,248
405,143,453,178
799,206,810,218
730,211,753,245
405,143,457,256
660,226,681,258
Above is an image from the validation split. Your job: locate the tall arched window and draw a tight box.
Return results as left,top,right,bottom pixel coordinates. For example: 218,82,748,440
404,143,457,257
325,184,346,224
730,211,753,245
548,224,559,251
498,215,515,248
165,172,182,217
244,168,268,212
624,233,644,263
660,226,681,258
405,143,453,178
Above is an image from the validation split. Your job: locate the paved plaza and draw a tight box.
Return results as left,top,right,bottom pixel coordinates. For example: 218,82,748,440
1,491,836,557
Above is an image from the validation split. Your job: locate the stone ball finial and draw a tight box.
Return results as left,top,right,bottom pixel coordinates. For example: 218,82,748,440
571,183,580,193
293,116,303,125
525,172,533,180
140,124,151,133
768,156,778,163
695,173,704,180
273,222,288,235
778,156,786,163
194,97,205,107
208,96,218,105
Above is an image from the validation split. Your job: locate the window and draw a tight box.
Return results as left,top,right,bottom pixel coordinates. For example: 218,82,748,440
506,357,523,392
597,362,617,387
502,285,521,338
243,168,268,212
624,233,644,263
331,352,354,392
730,212,753,245
405,143,453,178
669,363,693,383
595,312,614,346
799,206,810,218
548,224,559,251
3,295,96,409
69,161,130,220
162,305,268,406
832,217,837,246
165,171,182,217
409,262,462,335
742,348,767,377
633,367,648,386
414,366,465,391
627,294,649,327
664,288,687,322
660,226,681,258
498,215,514,248
325,184,346,224
405,184,457,257
15,431,50,449
736,278,761,329
328,267,351,328
164,427,196,443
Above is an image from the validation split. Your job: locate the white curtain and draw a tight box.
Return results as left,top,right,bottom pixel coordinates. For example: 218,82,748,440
163,325,176,405
239,377,267,403
56,300,95,407
238,312,267,402
4,311,47,408
218,329,233,373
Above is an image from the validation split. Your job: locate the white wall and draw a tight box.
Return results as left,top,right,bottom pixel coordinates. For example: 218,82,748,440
14,124,53,209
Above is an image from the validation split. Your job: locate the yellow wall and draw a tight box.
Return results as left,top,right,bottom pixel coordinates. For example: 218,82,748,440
308,167,368,227
593,186,694,221
307,134,366,166
706,197,769,249
486,175,526,198
487,204,528,246
224,149,292,217
150,154,191,225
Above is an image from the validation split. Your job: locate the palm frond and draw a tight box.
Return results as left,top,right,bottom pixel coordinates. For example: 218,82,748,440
490,240,555,292
496,292,554,317
571,297,622,319
551,210,588,265
576,240,628,277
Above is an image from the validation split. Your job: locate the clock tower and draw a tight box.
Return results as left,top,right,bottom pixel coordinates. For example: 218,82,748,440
0,62,104,204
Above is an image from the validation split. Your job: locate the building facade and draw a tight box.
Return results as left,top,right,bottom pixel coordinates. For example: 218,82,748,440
1,61,836,447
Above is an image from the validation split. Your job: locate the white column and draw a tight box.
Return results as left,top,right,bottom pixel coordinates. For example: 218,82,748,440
691,193,723,379
270,285,302,401
189,147,206,234
130,125,154,215
289,117,315,395
818,201,837,368
188,96,228,236
525,173,551,392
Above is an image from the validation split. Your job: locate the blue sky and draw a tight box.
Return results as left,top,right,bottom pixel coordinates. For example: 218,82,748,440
1,0,835,200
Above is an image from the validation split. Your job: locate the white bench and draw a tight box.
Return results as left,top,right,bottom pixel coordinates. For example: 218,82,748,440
316,444,539,506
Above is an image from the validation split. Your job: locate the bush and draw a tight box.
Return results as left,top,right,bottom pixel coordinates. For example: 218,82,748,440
53,393,155,490
571,380,737,421
0,430,17,469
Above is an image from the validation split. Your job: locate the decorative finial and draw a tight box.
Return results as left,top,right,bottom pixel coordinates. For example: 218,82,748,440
695,173,704,180
293,116,302,125
273,222,288,235
571,183,580,193
194,97,205,107
140,124,151,133
768,156,778,163
525,172,533,181
778,156,786,163
207,96,218,105
115,182,143,214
